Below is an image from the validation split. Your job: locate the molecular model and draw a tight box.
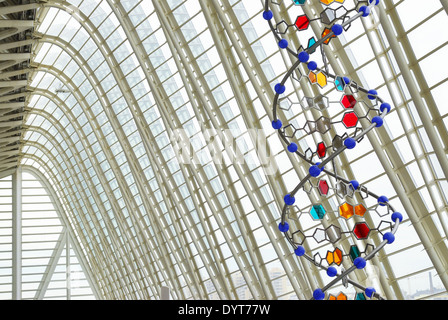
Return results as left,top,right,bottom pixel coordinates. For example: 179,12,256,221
263,0,403,300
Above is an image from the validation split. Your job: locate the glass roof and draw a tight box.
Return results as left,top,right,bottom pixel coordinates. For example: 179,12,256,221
18,0,448,300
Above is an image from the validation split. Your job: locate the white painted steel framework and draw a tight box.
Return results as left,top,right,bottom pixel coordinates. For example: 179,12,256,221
0,1,37,179
2,0,446,299
0,167,97,299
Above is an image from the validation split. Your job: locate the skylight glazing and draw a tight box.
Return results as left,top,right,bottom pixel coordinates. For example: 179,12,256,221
16,0,448,300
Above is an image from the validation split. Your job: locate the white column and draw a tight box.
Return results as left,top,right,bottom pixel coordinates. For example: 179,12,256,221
66,231,71,300
161,286,170,300
12,167,22,300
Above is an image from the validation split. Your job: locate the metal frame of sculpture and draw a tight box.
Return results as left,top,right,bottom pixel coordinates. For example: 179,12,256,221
263,0,402,300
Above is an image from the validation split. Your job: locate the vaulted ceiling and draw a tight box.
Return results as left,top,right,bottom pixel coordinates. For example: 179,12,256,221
7,0,448,300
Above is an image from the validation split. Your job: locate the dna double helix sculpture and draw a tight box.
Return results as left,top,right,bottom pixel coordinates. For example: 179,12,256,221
263,0,403,300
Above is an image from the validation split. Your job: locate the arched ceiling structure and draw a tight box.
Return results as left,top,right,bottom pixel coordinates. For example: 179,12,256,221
0,1,38,179
12,0,448,300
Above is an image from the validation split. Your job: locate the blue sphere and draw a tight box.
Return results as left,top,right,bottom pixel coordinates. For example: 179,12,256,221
343,77,351,84
354,257,366,269
332,24,343,36
369,0,380,5
288,143,298,153
262,10,273,20
309,165,322,177
284,194,296,206
272,119,283,130
327,267,337,277
380,102,391,113
359,5,371,17
367,89,377,100
378,195,389,206
279,39,289,49
307,61,318,70
295,246,305,257
350,180,360,190
344,137,357,149
274,83,286,94
298,51,310,63
372,116,384,127
392,212,403,223
313,288,325,300
278,222,289,233
365,287,376,298
383,232,395,244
